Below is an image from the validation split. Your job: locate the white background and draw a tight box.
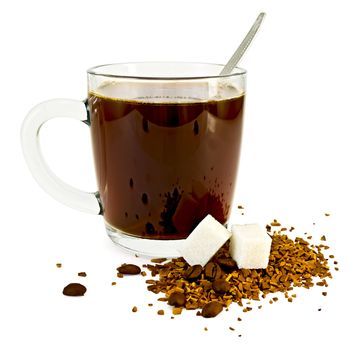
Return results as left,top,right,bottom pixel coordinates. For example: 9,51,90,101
1,0,350,349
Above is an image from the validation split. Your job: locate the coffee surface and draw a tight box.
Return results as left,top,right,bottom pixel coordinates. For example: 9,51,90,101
88,82,244,239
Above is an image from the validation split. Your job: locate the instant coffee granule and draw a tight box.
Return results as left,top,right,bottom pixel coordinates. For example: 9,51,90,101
143,226,335,317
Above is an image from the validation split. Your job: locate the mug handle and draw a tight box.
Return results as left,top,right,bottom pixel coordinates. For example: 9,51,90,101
21,98,102,215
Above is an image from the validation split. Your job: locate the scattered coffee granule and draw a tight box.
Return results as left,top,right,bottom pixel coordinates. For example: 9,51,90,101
321,235,326,241
335,267,339,271
204,327,208,331
269,300,273,304
56,263,62,268
307,236,312,240
258,305,262,309
318,308,322,311
148,303,153,307
238,205,244,209
237,317,242,321
145,279,156,284
62,283,86,297
132,306,137,312
334,261,338,265
325,213,330,216
289,226,295,232
111,282,116,286
329,255,334,259
117,273,124,278
78,272,87,277
266,224,271,232
229,327,235,331
322,292,327,296
157,310,164,315
151,258,167,264
271,219,281,227
272,297,278,302
287,297,293,302
141,271,147,277
172,307,183,315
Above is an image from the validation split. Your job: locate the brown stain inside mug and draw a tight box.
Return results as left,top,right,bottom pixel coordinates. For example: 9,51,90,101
88,83,244,239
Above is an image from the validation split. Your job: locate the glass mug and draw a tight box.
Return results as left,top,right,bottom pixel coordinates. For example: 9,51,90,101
21,62,246,257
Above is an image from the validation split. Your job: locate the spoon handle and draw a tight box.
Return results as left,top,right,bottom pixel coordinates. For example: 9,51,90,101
220,12,266,76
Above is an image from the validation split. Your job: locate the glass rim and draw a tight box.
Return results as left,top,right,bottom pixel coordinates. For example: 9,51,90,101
87,62,247,81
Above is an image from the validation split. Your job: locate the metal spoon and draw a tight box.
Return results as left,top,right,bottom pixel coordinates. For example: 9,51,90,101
220,12,266,76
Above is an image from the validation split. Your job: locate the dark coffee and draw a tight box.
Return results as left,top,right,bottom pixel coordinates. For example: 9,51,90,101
88,83,244,239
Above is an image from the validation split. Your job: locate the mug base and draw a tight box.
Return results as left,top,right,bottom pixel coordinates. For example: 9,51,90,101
106,225,184,258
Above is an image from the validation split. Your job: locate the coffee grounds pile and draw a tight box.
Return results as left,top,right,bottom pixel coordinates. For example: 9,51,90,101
143,228,334,316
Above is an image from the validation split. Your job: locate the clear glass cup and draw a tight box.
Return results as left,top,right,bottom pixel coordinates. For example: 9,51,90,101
21,62,246,257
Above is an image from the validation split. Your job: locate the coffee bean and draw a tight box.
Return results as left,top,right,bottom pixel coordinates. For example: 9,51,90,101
216,257,237,271
204,262,221,280
212,279,230,294
185,265,202,281
168,292,186,307
117,264,141,275
201,301,223,318
62,283,86,296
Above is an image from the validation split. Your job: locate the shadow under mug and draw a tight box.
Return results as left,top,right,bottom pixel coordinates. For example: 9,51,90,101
21,62,246,257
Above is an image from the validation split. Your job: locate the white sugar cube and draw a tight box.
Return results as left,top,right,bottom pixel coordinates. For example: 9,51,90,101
230,224,272,269
178,214,231,266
